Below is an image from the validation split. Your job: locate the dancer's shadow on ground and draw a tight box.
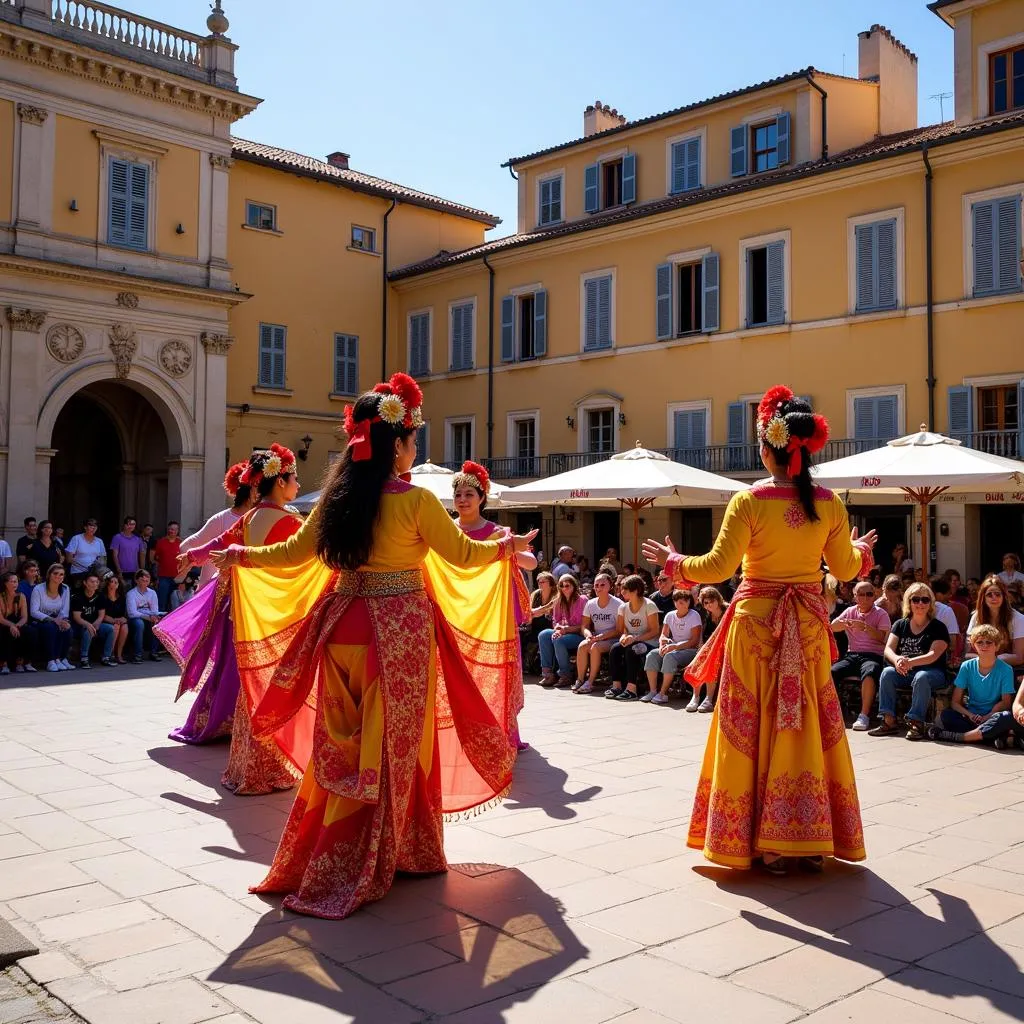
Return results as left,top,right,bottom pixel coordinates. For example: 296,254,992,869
147,743,291,865
734,867,1023,1016
503,749,602,820
207,865,589,1023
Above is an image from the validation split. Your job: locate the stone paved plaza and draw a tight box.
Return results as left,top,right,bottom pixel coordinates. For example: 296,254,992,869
1,665,1023,1023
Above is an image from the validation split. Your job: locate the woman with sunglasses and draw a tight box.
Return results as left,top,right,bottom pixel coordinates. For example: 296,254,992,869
871,582,949,740
965,575,1024,670
29,563,73,672
538,574,586,687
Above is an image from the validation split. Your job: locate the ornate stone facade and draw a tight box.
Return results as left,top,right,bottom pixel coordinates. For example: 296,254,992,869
16,103,48,125
159,339,193,377
45,324,85,363
200,332,234,356
108,324,137,379
5,308,46,332
115,292,140,309
210,154,233,170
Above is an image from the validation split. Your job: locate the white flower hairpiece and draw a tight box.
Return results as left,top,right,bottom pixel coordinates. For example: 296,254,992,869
262,455,282,478
763,417,790,449
378,393,406,426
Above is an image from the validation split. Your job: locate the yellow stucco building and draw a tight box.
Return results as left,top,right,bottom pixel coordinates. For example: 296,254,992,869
1,0,1022,578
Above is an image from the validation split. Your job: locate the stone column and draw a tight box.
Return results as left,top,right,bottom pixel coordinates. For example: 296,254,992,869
200,332,233,519
207,157,232,289
34,448,56,527
14,103,53,257
167,455,206,535
4,307,46,534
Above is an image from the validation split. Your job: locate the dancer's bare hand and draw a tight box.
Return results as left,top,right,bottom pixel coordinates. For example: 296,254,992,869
851,526,878,551
513,529,538,554
210,548,238,569
641,535,677,566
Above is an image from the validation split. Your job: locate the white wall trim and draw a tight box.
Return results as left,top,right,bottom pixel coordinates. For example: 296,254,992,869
976,30,1024,119
665,244,711,266
961,180,1024,297
444,414,475,464
446,296,477,372
664,126,708,195
578,266,617,354
740,105,785,126
665,399,711,448
845,384,907,438
575,396,620,454
509,281,545,297
846,206,906,314
407,306,433,376
963,372,1024,387
506,408,541,461
534,168,565,228
737,228,791,329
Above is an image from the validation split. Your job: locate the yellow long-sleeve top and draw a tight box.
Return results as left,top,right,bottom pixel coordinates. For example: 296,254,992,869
677,481,865,586
238,481,507,571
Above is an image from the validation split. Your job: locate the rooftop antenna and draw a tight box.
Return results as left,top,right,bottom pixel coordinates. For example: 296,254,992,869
929,91,953,121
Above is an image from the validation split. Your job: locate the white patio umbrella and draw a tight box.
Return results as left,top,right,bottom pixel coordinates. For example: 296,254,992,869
292,461,517,514
505,443,745,563
813,424,1024,568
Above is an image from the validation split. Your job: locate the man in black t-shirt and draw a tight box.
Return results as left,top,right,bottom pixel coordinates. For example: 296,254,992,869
70,572,115,668
16,517,37,562
651,572,676,624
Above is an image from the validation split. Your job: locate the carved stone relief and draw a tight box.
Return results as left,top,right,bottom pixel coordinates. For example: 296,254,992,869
46,324,85,363
159,339,193,377
108,323,137,379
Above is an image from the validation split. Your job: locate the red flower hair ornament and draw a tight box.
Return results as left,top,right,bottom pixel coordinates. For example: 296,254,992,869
344,373,425,463
756,385,830,477
457,460,491,495
223,461,248,497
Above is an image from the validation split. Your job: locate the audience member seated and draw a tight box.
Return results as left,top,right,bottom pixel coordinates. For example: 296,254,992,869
967,577,981,606
928,624,1018,747
689,587,726,712
550,546,576,580
890,542,914,575
931,576,962,666
126,569,162,664
966,575,1024,674
643,589,702,705
606,574,659,702
573,555,595,588
602,548,622,577
0,571,32,674
64,518,106,586
650,571,676,623
16,560,39,603
538,574,585,688
574,572,621,694
30,564,72,672
71,571,116,668
101,573,130,664
876,574,904,620
997,552,1024,588
831,580,891,730
870,582,949,741
28,520,63,575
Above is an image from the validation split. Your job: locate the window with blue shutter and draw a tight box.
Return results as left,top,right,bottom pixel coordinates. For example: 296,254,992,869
853,395,899,446
584,275,613,350
539,176,562,225
972,196,1022,297
655,263,673,340
730,125,748,177
702,252,720,333
747,240,787,327
727,401,749,471
855,218,898,312
776,112,791,166
258,323,286,389
584,164,599,213
947,384,974,440
500,296,515,362
333,334,358,395
670,137,701,194
409,312,430,377
450,302,474,371
621,153,636,205
414,423,429,466
108,157,149,250
673,408,708,468
533,289,547,357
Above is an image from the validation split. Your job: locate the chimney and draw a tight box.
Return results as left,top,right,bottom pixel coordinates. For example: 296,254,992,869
326,151,350,170
858,24,918,135
583,100,626,138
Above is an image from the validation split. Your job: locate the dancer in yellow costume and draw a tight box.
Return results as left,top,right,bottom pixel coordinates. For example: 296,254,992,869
212,374,536,919
645,387,876,874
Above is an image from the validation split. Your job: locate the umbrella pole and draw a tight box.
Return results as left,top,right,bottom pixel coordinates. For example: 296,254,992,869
905,487,948,574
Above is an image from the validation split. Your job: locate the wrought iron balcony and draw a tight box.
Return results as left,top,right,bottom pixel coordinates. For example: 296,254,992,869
953,430,1021,459
484,456,543,480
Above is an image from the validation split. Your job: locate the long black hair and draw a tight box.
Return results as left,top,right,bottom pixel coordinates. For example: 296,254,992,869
316,391,415,570
232,482,252,510
762,395,821,523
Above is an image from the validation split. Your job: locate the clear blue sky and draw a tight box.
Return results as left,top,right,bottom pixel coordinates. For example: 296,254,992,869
132,0,954,236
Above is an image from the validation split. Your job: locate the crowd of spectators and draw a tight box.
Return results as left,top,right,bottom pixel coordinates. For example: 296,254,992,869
521,540,1024,751
0,515,196,674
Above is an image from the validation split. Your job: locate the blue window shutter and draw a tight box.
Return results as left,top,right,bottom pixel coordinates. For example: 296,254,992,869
462,305,473,368
584,278,598,350
685,137,700,191
258,324,272,387
550,177,561,221
1018,380,1024,457
876,394,897,440
414,424,428,465
272,326,286,388
347,335,359,394
702,252,720,333
947,385,973,439
410,313,429,376
996,195,1022,294
853,397,875,440
108,158,129,245
727,401,746,470
973,200,995,296
533,289,547,357
766,240,785,324
621,153,636,205
598,275,612,347
855,224,876,311
670,142,686,194
334,335,345,393
655,262,673,340
500,295,515,362
451,306,463,370
776,112,791,166
876,219,897,309
584,164,599,213
128,163,148,249
730,125,747,177
673,410,692,449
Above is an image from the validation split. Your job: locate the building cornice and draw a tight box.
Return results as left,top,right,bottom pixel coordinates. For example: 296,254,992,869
0,254,252,307
0,22,260,122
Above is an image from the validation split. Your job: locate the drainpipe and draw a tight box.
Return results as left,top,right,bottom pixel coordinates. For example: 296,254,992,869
380,199,397,381
482,254,496,462
922,143,936,431
805,72,828,161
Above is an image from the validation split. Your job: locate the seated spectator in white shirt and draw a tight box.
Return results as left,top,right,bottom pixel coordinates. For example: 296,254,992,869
998,553,1024,588
30,563,72,671
931,576,962,666
574,573,622,694
125,569,162,664
643,590,702,705
966,574,1024,673
64,518,107,584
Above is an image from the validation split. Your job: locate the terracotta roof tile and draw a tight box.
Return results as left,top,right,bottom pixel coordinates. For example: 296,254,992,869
392,111,1024,280
230,137,500,227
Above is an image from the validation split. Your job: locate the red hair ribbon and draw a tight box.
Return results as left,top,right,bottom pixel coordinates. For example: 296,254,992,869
347,418,373,462
784,414,830,477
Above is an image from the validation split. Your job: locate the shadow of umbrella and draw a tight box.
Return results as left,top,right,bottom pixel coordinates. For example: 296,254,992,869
740,872,1024,1018
502,750,602,820
207,864,590,1022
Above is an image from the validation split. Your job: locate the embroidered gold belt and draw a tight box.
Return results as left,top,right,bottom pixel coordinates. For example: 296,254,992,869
334,568,424,597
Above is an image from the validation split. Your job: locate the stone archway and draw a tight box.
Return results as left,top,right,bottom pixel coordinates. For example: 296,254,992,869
49,382,169,539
